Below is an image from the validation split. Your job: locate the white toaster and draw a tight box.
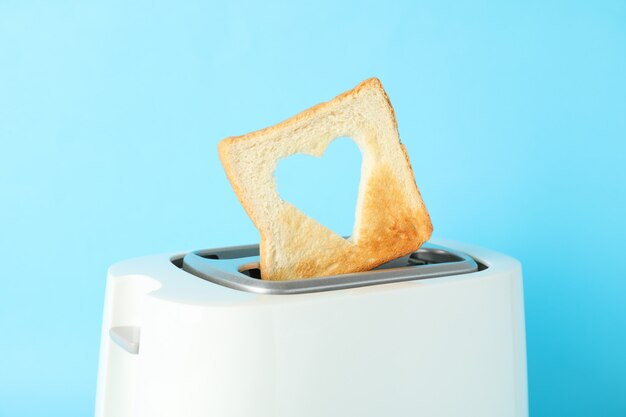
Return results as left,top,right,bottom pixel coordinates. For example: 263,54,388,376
95,239,528,417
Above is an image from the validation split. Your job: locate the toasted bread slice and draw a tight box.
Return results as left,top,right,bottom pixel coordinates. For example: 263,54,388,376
218,78,432,280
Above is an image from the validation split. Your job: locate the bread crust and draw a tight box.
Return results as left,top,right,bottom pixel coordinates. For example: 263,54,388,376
218,78,393,149
218,78,433,280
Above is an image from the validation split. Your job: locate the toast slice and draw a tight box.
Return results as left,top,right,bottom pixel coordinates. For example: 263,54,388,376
218,78,433,280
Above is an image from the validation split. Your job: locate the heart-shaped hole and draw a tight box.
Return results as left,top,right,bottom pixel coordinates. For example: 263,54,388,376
275,137,362,238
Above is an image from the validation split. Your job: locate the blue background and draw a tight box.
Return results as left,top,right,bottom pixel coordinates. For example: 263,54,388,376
1,1,625,416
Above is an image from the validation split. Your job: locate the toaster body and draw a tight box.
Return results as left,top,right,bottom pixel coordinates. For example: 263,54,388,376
95,240,527,417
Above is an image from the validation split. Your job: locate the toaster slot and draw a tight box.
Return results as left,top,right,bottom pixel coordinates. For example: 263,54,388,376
178,243,480,295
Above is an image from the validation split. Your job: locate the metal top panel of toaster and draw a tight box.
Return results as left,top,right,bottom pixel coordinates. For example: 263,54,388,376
179,242,480,295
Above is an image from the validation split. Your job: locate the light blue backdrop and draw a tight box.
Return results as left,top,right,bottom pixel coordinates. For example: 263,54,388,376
1,1,624,416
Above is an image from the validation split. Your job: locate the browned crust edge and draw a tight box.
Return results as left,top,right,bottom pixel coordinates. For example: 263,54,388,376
219,78,395,148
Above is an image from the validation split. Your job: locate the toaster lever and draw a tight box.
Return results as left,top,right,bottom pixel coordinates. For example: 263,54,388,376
109,326,141,354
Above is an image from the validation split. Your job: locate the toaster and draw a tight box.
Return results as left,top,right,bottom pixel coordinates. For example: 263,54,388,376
95,239,528,417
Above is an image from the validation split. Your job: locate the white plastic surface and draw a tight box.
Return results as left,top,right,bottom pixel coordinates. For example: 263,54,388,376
109,326,141,354
95,240,528,417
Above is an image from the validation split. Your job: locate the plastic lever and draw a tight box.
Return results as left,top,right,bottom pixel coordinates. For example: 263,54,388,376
109,326,141,354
